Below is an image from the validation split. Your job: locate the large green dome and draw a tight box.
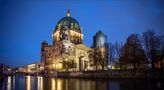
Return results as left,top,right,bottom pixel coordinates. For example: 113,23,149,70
54,10,82,33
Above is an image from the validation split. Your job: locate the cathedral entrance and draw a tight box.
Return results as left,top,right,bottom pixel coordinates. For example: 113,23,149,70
79,56,88,71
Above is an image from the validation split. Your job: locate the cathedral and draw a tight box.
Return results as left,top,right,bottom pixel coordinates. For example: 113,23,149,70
40,10,92,72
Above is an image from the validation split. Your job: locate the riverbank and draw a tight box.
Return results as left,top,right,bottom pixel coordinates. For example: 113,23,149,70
1,69,163,79
44,69,163,79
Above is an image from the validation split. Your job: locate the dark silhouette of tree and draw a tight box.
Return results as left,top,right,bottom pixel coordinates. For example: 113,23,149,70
0,64,5,74
88,49,100,70
99,47,108,70
88,50,94,66
88,48,107,70
142,30,163,69
159,36,164,68
120,34,147,69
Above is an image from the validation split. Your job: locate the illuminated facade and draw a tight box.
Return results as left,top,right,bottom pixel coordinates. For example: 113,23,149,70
40,10,92,72
26,63,38,73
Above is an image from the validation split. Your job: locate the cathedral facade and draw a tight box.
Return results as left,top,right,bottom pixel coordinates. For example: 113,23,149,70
40,10,92,72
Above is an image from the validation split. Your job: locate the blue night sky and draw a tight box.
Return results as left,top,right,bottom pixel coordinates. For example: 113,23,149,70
0,0,164,67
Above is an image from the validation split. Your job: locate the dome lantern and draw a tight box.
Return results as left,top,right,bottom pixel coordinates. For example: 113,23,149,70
66,9,71,17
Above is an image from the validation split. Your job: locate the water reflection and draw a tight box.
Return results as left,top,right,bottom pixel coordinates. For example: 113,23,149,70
7,76,11,90
26,76,31,90
2,76,16,90
37,76,43,90
43,77,63,90
57,79,62,90
12,76,15,90
43,78,108,90
25,76,37,90
51,78,55,90
0,76,162,90
109,81,120,90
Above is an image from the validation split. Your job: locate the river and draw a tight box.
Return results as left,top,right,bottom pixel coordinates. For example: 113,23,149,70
0,76,163,90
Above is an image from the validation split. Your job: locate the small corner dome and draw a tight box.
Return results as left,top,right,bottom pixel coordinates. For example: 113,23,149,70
53,10,82,34
42,40,48,45
96,30,105,36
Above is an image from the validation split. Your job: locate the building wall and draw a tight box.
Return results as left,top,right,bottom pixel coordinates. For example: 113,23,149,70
41,41,92,71
75,44,92,71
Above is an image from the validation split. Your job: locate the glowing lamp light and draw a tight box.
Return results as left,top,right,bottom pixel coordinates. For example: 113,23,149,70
57,63,62,69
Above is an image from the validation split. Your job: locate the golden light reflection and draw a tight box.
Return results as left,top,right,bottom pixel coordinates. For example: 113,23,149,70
57,79,62,90
7,76,11,90
57,63,62,69
37,76,43,90
65,79,68,90
51,78,56,90
26,76,31,90
51,78,63,90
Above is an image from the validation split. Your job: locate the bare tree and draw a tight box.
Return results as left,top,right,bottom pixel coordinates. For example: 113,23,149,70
142,30,163,69
108,43,115,64
114,42,123,69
